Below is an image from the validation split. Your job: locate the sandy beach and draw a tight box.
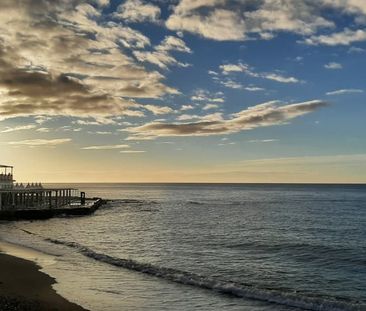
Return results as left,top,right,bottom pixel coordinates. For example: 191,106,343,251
0,253,87,311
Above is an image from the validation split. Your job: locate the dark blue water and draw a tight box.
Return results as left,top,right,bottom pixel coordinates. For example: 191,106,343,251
1,184,365,310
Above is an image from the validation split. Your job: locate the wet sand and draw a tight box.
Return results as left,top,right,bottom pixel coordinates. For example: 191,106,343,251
0,253,87,311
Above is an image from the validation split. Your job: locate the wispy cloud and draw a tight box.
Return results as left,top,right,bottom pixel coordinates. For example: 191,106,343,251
203,104,219,110
348,47,365,54
303,28,366,46
113,0,161,23
248,139,279,143
120,150,146,153
191,89,225,102
1,124,36,133
36,127,51,133
219,63,301,84
81,144,130,150
143,105,174,115
133,35,191,69
125,100,328,140
219,78,265,91
180,105,194,111
94,131,113,135
264,73,300,83
176,112,223,122
8,138,71,146
245,86,265,92
326,89,364,96
220,79,244,89
324,62,342,70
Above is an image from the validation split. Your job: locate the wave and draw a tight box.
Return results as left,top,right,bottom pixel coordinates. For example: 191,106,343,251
45,238,363,311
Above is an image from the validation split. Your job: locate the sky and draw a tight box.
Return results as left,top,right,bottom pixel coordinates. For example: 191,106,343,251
0,0,365,183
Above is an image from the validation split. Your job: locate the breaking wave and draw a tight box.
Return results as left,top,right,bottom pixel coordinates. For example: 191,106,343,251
45,238,363,311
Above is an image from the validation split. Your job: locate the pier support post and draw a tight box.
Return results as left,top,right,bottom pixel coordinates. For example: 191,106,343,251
55,190,58,208
62,190,65,206
80,192,86,205
12,193,15,209
49,191,52,208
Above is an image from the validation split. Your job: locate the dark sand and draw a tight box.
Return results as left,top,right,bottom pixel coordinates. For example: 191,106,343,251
0,253,87,311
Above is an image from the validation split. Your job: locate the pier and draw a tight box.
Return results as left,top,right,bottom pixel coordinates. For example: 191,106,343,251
0,164,103,220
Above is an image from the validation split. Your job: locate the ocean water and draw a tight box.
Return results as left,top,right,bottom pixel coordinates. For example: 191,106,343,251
0,183,365,311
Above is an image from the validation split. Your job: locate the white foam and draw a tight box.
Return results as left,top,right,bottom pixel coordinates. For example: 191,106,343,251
45,238,364,311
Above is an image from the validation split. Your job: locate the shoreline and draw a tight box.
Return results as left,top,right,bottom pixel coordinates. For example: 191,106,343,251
0,252,87,311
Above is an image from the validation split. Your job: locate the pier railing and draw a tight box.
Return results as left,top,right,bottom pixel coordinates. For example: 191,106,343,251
0,188,83,211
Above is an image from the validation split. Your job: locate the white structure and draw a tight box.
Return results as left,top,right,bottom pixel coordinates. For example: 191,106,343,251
0,164,79,211
0,165,14,190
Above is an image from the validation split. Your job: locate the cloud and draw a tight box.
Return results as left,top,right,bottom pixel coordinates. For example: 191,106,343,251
220,80,244,89
324,62,343,69
133,35,191,69
1,124,36,133
176,112,223,122
180,105,194,111
322,0,366,17
8,138,71,146
81,144,130,150
36,127,51,133
143,105,174,115
263,73,300,83
218,78,265,91
303,28,366,46
219,63,300,83
120,150,146,153
203,104,219,110
35,116,53,125
166,7,247,41
245,86,265,92
348,46,365,53
114,0,161,23
218,141,236,146
133,51,185,69
156,36,192,53
248,139,279,143
93,131,113,135
220,63,249,74
164,0,366,50
165,0,335,41
191,89,225,102
0,0,178,121
326,89,364,95
125,100,328,140
176,114,201,121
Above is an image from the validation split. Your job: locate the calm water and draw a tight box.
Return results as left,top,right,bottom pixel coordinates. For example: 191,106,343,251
0,184,365,311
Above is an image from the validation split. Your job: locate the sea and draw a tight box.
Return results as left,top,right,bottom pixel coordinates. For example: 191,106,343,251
0,183,365,311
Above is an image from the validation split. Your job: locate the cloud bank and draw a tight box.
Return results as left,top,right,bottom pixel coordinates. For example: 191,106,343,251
0,0,178,121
